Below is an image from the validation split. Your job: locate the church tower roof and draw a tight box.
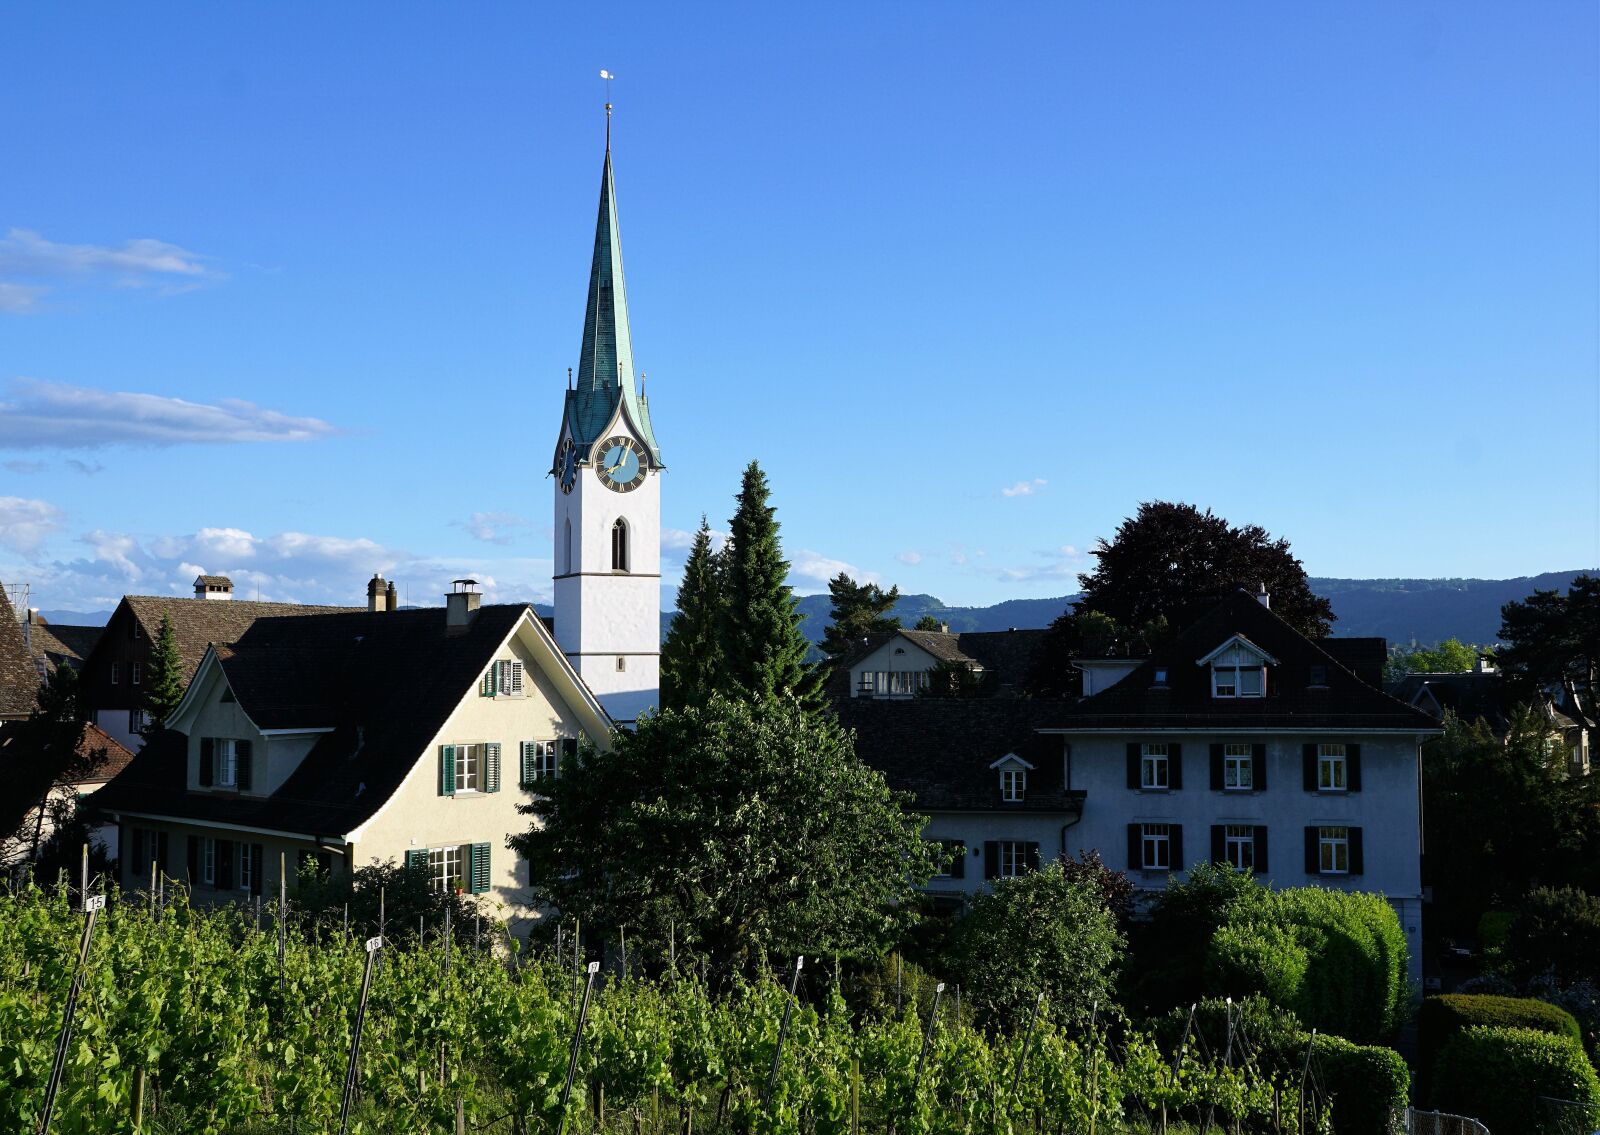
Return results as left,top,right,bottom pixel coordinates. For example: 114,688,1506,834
563,112,664,467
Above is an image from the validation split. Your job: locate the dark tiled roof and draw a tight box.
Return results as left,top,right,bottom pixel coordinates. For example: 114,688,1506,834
837,697,1084,812
116,595,363,688
90,605,530,838
1047,590,1440,733
0,720,137,832
957,629,1048,692
194,575,234,587
28,619,102,674
0,584,41,717
1389,671,1512,732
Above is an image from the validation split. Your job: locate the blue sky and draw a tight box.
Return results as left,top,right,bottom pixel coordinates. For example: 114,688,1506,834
2,2,1596,615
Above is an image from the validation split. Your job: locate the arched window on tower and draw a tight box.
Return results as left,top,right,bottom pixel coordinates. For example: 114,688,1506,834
611,518,629,572
563,518,573,575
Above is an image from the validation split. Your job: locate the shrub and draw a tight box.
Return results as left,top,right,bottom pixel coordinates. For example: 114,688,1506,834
1205,921,1311,1008
1432,1025,1600,1134
1476,909,1514,955
1310,1033,1409,1135
1509,885,1600,987
1418,993,1582,1076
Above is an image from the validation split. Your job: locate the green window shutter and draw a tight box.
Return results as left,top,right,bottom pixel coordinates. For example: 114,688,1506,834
236,740,253,791
481,666,497,697
520,741,534,786
470,843,491,894
405,848,428,873
485,743,501,793
199,737,214,787
440,745,456,796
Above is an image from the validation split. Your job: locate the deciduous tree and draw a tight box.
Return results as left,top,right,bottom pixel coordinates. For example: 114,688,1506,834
1498,574,1599,724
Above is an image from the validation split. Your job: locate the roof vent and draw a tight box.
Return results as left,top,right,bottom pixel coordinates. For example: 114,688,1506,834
194,575,234,600
446,578,481,632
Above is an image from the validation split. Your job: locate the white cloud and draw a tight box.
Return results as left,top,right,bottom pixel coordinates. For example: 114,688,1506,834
454,511,530,546
1001,478,1048,498
790,549,876,590
0,228,212,281
662,525,729,555
0,496,64,555
0,378,339,449
996,546,1088,584
896,550,922,565
3,459,46,474
0,282,45,313
193,527,257,561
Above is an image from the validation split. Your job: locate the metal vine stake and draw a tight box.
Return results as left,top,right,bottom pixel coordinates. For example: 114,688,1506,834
762,956,805,1117
557,960,601,1135
37,894,105,1135
338,935,384,1135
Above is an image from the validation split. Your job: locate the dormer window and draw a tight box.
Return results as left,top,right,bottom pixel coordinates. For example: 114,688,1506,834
1197,637,1276,700
1153,668,1169,686
990,754,1033,803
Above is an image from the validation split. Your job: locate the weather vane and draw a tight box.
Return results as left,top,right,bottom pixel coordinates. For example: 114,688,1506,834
600,69,615,116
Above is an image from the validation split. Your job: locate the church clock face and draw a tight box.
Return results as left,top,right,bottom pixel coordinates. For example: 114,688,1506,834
557,438,578,494
596,436,647,492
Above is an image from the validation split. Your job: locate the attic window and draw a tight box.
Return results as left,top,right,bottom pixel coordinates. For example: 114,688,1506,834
1153,668,1169,686
1000,767,1026,803
1213,665,1263,698
1309,665,1327,687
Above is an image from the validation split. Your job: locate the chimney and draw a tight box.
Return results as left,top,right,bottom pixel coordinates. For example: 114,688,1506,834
446,578,481,631
385,580,398,612
1256,583,1271,609
940,622,950,634
194,575,234,600
367,573,387,613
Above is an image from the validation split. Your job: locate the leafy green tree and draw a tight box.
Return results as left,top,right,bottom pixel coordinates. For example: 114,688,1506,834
660,517,724,712
1384,636,1486,682
1498,574,1599,717
511,694,938,978
0,665,106,865
1126,861,1267,1013
1075,501,1334,638
719,462,823,706
1506,886,1600,988
946,862,1124,1032
820,572,901,664
912,615,944,632
292,857,480,946
142,612,186,733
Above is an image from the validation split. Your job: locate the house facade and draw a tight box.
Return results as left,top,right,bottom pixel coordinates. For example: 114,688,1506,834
90,590,611,931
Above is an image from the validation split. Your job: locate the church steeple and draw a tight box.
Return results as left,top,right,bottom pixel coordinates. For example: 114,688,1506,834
563,109,664,467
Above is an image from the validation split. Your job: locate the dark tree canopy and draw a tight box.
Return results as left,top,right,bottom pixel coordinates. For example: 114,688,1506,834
719,462,823,706
1025,609,1164,698
913,615,944,632
1,666,107,865
1497,574,1599,723
511,695,937,977
660,516,724,712
820,572,901,663
1075,501,1335,639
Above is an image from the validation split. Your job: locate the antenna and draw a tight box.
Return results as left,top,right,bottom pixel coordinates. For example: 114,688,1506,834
567,366,573,390
599,69,615,148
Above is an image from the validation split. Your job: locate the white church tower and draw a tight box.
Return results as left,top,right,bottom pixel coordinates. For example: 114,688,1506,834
551,108,663,723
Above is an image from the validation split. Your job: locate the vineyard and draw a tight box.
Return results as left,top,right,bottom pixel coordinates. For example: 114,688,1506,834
0,882,1339,1135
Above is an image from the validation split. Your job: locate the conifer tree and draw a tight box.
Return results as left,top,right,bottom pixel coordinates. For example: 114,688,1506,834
142,612,185,733
820,572,901,664
720,461,823,706
660,516,725,712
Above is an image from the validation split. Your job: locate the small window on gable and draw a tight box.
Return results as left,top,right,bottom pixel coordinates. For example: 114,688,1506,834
1153,668,1168,686
1000,766,1026,803
1205,640,1270,699
1309,665,1327,687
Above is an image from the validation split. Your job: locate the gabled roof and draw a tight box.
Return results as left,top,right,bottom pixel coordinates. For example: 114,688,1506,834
1195,633,1279,667
0,583,40,717
28,618,102,674
90,605,608,839
838,698,1083,812
1046,589,1440,733
0,720,137,832
828,627,1047,699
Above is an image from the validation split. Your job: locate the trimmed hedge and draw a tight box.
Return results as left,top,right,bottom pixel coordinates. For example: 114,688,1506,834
1202,887,1410,1042
1419,993,1582,1079
1433,1025,1600,1135
1310,1034,1409,1135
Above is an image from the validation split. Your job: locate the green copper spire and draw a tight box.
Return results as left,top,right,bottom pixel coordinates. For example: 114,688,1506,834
563,113,664,467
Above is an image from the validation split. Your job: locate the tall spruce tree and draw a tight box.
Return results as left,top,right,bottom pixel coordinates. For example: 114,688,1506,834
820,572,901,664
720,461,823,706
142,612,185,733
660,516,725,712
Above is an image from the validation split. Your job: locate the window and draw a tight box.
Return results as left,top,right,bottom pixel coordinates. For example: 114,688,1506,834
202,838,215,885
129,708,146,734
1224,825,1255,871
1153,668,1169,686
612,518,629,572
1309,665,1327,687
455,744,481,792
522,740,560,784
217,740,238,787
1141,743,1170,790
616,656,626,672
429,845,467,893
237,841,254,892
495,660,524,696
111,662,119,685
1141,824,1172,871
862,670,930,697
1318,827,1350,874
1000,767,1026,802
1318,744,1347,792
931,840,966,880
563,518,573,575
996,840,1029,878
1213,664,1264,698
132,662,143,685
1223,743,1253,790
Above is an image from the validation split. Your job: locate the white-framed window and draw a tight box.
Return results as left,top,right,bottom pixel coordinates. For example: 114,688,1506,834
237,841,253,892
1318,744,1348,792
1141,743,1170,790
216,739,238,788
1225,825,1255,870
129,708,146,734
1141,824,1172,870
1000,766,1026,802
1153,667,1169,686
454,744,481,792
111,662,120,685
202,838,216,885
132,661,143,685
996,840,1029,878
1212,664,1264,698
525,740,559,783
429,845,466,893
495,660,524,696
1318,826,1350,874
864,670,930,697
931,839,966,880
1223,743,1253,790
